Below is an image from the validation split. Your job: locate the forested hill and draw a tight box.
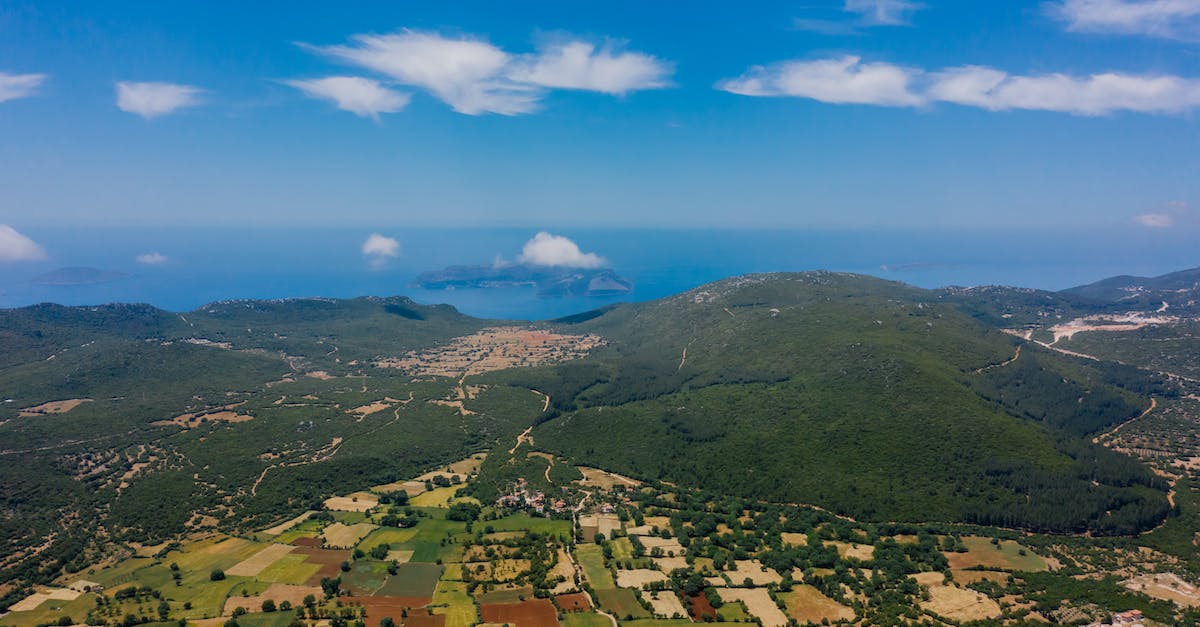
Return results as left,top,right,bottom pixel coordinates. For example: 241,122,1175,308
500,272,1175,535
1062,265,1200,312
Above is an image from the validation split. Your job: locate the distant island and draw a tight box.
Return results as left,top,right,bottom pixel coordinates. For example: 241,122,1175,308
414,263,633,297
31,267,131,286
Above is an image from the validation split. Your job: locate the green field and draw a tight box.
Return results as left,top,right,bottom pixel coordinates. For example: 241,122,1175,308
432,580,478,627
563,613,614,627
485,514,572,539
576,544,614,589
596,588,649,619
376,563,444,597
611,537,634,560
256,554,321,585
342,560,391,595
716,601,750,622
358,526,420,551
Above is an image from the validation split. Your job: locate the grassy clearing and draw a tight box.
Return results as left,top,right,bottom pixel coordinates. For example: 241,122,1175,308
576,544,614,589
561,613,612,627
410,486,463,508
485,514,572,539
945,536,1047,571
778,586,855,624
432,580,478,627
611,537,634,560
256,554,321,585
596,588,649,619
377,563,444,597
358,526,419,550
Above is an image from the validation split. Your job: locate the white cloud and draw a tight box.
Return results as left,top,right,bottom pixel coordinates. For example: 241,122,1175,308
362,233,400,268
717,56,923,106
303,30,671,115
930,65,1200,114
720,56,1200,115
285,76,410,119
517,232,605,268
116,81,204,119
845,0,925,25
508,41,672,95
0,225,47,262
1048,0,1200,39
136,252,168,265
1133,212,1175,227
0,72,47,103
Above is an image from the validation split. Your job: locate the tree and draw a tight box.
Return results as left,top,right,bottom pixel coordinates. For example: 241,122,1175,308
279,600,292,612
380,618,395,627
157,600,170,620
262,599,277,613
210,569,225,581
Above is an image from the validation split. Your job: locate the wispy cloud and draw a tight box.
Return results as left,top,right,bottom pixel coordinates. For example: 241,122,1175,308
508,40,672,94
0,72,47,103
845,0,925,25
300,30,672,115
717,56,924,106
362,233,400,269
517,232,605,268
285,76,410,119
0,225,47,262
116,81,204,119
136,252,168,265
1133,212,1175,227
719,56,1200,115
794,0,925,34
1047,0,1200,40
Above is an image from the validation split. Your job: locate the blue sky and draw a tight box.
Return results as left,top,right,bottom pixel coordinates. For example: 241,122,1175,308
1,0,1199,252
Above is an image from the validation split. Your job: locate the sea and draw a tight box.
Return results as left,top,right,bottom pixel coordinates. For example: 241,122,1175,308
2,227,1197,321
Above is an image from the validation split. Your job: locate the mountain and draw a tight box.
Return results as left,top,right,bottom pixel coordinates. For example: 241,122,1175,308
498,273,1172,534
1063,265,1200,312
0,270,1185,589
30,266,131,286
414,263,633,296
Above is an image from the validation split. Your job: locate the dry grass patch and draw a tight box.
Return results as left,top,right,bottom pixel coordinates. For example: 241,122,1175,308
779,586,854,625
645,590,688,619
19,399,91,417
653,557,688,573
262,511,314,536
222,584,321,616
9,588,82,612
921,585,1002,622
616,569,670,589
717,588,788,627
827,541,874,561
944,537,1047,572
577,514,621,538
576,467,640,490
780,533,808,547
321,522,377,548
952,570,1009,585
1122,572,1200,607
639,536,685,556
226,543,295,577
377,327,604,377
727,560,782,587
324,492,379,512
550,550,578,594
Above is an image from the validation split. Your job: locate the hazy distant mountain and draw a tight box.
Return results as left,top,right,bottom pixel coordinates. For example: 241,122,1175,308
31,266,131,286
414,263,633,297
1062,266,1200,312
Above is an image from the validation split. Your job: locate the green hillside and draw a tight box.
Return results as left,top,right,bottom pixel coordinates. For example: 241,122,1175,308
509,273,1169,534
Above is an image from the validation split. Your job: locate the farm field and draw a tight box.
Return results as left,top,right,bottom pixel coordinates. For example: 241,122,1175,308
778,586,855,624
943,536,1048,571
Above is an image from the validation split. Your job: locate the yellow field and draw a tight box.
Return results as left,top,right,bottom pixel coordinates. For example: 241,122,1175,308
616,569,670,589
226,543,294,577
257,554,321,585
828,541,875,561
779,586,855,624
944,537,1047,572
780,532,808,547
321,522,377,548
432,580,479,627
726,560,782,587
718,588,788,627
324,492,379,512
921,584,1002,621
261,511,314,535
646,590,688,618
410,486,474,508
